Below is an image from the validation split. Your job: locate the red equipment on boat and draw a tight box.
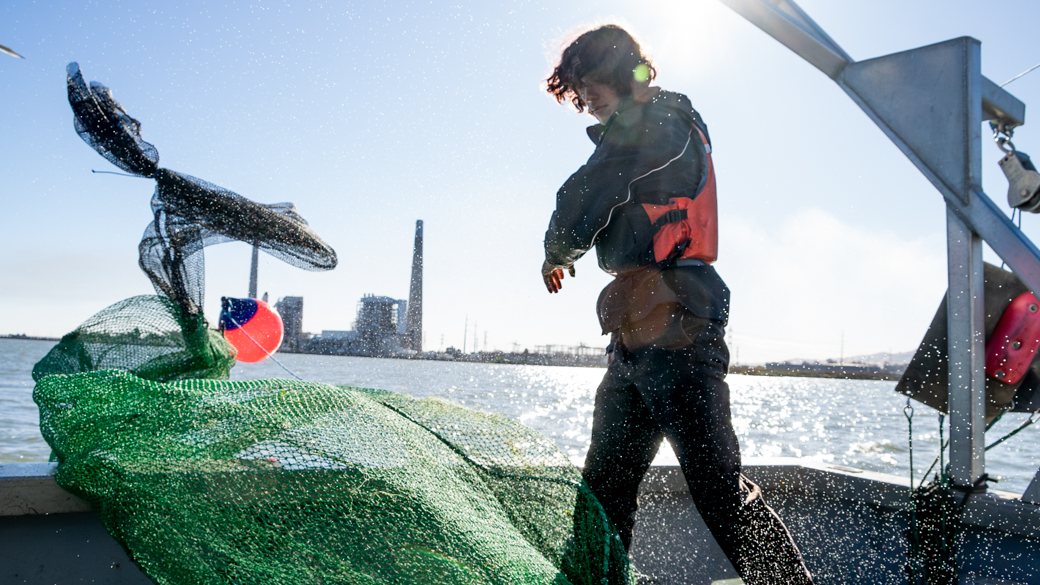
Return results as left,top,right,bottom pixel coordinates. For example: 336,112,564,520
986,292,1040,384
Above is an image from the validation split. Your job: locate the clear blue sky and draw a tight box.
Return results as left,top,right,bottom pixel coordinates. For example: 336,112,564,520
2,0,1040,364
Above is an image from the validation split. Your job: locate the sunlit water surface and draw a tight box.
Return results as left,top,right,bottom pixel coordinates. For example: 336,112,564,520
3,338,1038,493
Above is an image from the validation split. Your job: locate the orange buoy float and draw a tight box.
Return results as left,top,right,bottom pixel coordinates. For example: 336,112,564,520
219,297,284,363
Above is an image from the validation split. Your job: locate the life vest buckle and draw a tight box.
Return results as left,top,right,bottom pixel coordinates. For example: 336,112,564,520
663,209,687,224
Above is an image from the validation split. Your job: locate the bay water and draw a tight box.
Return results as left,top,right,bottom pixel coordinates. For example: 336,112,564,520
3,337,1038,494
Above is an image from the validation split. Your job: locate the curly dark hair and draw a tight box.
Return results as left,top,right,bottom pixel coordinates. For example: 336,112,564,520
546,25,656,113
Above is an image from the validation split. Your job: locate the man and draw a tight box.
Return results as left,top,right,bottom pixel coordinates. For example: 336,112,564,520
542,25,814,585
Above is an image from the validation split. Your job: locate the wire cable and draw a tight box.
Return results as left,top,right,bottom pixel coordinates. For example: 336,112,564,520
1001,61,1040,87
985,408,1040,452
92,169,147,178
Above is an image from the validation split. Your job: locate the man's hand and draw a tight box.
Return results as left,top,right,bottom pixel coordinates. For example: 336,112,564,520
542,260,575,294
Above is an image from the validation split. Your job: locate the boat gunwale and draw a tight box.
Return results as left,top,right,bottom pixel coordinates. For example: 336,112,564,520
5,458,1038,540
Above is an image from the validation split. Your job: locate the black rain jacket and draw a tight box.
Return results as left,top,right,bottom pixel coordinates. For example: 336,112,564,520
544,90,730,326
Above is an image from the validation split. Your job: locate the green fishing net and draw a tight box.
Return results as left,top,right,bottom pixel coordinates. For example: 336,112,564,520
33,369,630,585
32,295,235,384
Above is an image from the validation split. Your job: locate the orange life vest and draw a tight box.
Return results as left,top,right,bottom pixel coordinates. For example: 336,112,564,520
639,126,717,264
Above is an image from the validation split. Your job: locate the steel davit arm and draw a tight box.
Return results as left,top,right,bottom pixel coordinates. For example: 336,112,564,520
717,0,1038,493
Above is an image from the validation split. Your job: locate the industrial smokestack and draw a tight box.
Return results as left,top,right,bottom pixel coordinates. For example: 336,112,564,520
405,220,423,352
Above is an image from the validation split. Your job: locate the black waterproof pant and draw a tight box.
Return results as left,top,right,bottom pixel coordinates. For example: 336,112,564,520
582,319,814,585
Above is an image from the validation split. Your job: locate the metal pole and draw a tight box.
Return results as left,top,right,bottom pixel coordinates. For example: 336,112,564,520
248,244,259,299
946,207,987,490
948,42,987,491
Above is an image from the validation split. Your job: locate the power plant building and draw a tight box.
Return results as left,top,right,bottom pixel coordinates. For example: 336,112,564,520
274,296,304,351
355,295,402,355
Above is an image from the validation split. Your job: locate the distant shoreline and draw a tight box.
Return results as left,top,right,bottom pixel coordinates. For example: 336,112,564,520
283,349,905,380
729,365,899,381
0,336,902,381
1,334,60,342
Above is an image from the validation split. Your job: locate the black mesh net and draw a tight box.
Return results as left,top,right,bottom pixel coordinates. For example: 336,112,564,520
67,62,159,178
143,169,337,321
42,63,338,386
63,61,336,324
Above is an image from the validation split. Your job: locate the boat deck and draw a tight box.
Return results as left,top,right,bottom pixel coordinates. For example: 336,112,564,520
3,459,1039,584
